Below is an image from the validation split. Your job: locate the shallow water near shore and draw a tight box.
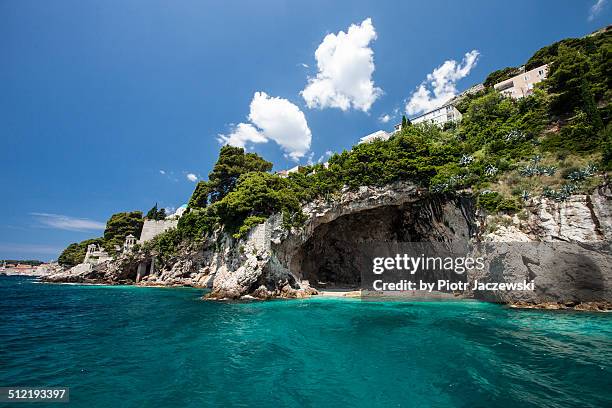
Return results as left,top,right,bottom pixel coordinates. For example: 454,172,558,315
1,276,611,408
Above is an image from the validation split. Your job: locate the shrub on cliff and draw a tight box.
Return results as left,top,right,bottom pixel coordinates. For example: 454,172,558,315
58,238,104,267
213,172,303,234
477,191,502,212
459,90,547,161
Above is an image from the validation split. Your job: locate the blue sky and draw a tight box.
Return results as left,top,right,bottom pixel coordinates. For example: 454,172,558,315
1,0,610,260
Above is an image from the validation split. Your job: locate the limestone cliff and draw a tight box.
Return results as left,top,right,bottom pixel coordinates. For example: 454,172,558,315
44,182,612,307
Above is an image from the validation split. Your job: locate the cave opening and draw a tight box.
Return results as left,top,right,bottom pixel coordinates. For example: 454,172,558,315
290,199,473,290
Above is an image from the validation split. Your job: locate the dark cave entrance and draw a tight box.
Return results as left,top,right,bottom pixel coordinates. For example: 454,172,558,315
290,205,417,289
290,200,474,290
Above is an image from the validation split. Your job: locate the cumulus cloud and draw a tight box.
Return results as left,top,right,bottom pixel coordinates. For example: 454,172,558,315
378,114,391,123
159,169,166,175
31,213,106,232
186,173,198,182
589,0,607,20
218,92,312,161
217,123,267,148
301,18,382,112
406,50,480,115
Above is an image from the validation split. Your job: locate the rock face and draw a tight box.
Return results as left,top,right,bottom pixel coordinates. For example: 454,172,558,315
476,185,612,305
43,255,143,284
45,182,612,305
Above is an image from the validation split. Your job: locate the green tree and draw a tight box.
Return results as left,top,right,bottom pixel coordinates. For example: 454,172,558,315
546,44,602,129
146,203,167,220
187,181,211,209
207,145,273,203
214,172,291,232
103,211,144,253
146,204,160,220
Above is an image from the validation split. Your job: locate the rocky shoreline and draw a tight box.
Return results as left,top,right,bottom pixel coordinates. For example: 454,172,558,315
43,182,612,307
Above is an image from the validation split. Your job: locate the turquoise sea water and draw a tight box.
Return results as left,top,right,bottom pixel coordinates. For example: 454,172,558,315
1,276,611,408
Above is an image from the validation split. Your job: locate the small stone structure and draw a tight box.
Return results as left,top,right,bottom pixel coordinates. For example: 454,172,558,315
123,234,137,253
83,244,112,265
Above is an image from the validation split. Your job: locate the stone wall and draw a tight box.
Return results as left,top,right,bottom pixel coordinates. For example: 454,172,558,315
138,219,178,243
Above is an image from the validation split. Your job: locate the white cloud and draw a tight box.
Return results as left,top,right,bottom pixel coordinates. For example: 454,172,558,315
159,169,166,175
31,213,106,232
378,114,391,123
301,18,382,112
218,92,312,161
300,63,309,68
589,0,607,20
406,50,480,115
186,173,198,182
217,123,267,148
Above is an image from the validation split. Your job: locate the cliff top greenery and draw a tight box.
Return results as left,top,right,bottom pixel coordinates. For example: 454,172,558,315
60,27,611,266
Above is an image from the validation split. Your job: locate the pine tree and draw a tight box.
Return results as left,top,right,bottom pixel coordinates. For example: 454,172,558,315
146,204,159,220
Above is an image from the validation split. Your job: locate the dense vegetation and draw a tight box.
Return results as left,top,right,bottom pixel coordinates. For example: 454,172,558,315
57,238,105,267
60,27,611,266
57,212,143,266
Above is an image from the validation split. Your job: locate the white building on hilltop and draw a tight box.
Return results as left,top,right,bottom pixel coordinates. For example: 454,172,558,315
494,64,548,99
395,102,462,130
394,83,486,132
277,165,302,178
358,130,391,145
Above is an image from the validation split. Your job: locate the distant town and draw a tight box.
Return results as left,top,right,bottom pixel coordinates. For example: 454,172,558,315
0,260,56,276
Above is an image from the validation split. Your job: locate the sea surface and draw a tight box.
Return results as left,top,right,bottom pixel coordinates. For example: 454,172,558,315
1,276,611,408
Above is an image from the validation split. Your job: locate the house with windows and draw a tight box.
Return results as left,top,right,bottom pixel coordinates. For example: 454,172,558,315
410,103,463,127
394,102,463,131
494,64,548,99
277,165,302,178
